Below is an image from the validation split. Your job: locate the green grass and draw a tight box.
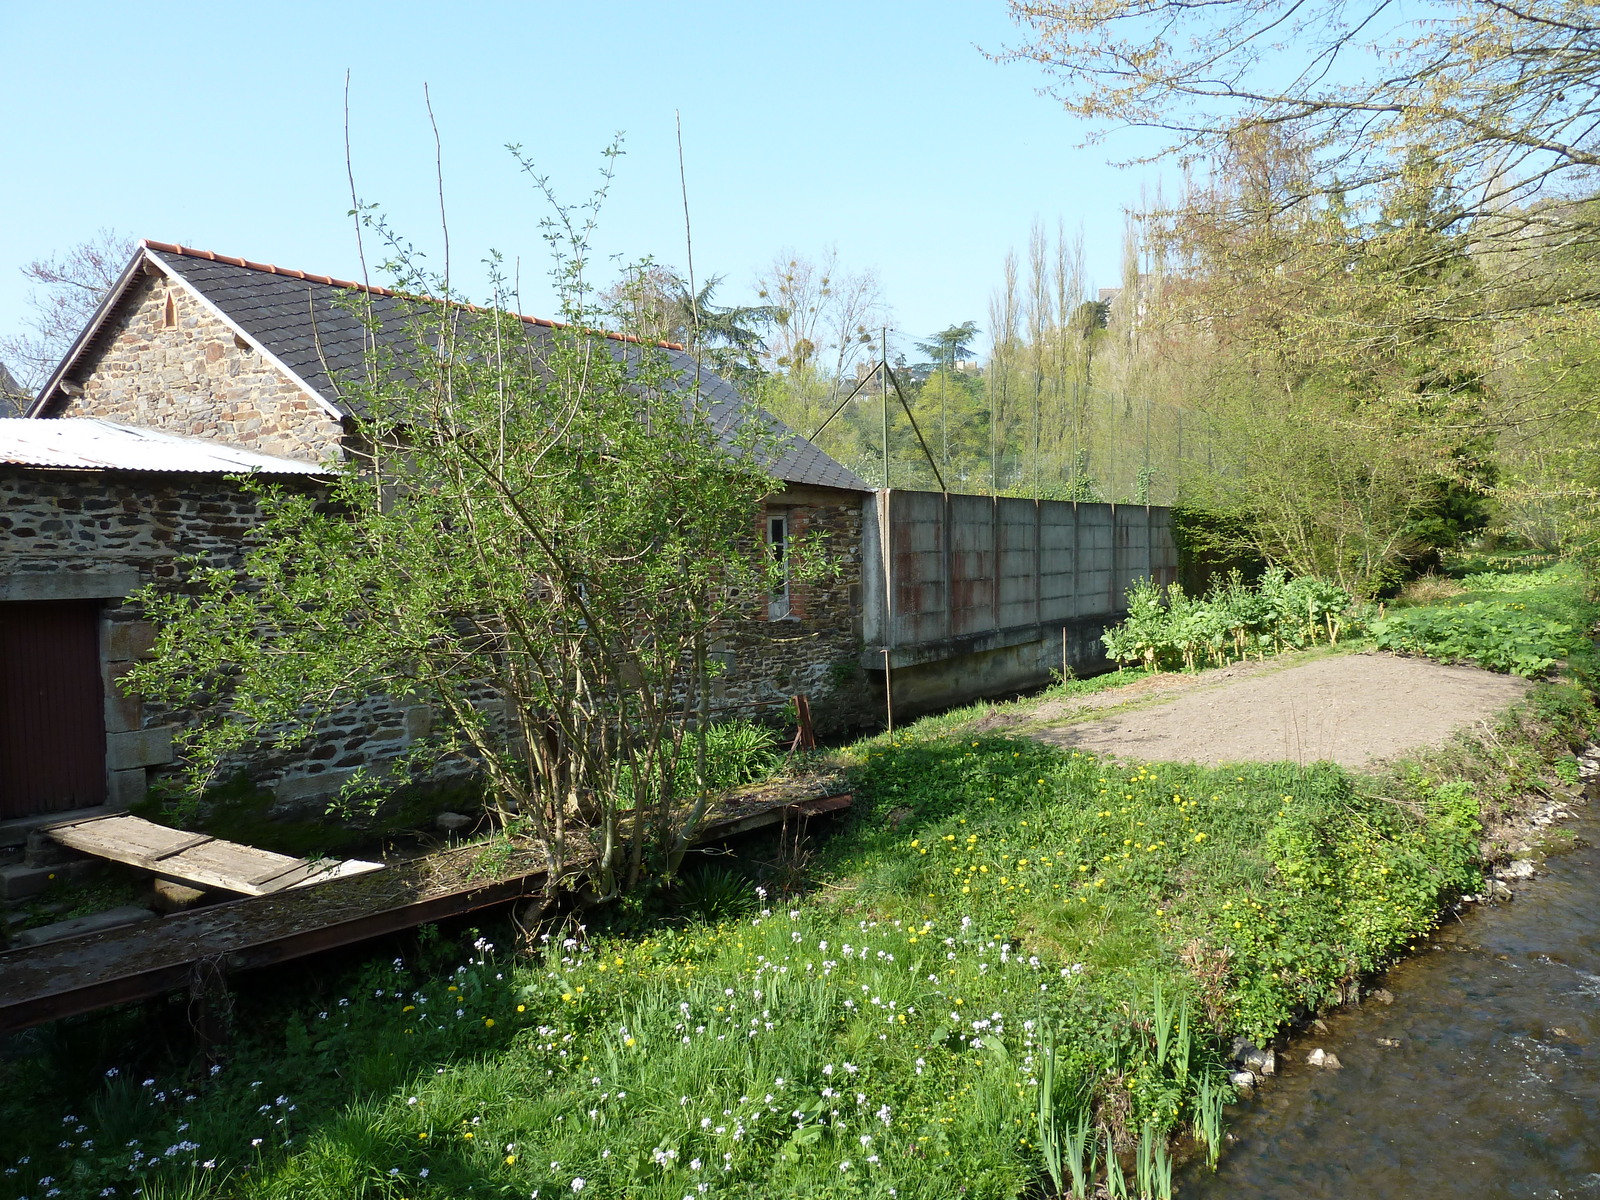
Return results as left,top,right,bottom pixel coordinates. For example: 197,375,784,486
3,570,1594,1200
8,737,1568,1200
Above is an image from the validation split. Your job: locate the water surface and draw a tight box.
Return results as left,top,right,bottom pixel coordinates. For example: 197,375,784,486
1183,809,1600,1198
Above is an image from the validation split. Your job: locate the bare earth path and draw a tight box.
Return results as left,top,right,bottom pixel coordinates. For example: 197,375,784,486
1004,651,1530,769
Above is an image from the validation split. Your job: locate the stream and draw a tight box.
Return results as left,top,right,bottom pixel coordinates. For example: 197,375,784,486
1181,804,1600,1198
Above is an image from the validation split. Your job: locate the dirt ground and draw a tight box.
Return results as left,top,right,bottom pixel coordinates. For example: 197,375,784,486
995,651,1532,770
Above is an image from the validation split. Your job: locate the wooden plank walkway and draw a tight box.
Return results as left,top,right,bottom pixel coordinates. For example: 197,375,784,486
44,812,382,895
0,782,851,1034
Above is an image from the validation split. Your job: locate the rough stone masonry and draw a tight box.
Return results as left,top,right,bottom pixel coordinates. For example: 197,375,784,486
47,271,344,463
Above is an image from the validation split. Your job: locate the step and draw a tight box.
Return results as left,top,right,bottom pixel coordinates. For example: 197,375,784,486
0,859,100,901
0,806,122,851
7,905,157,949
24,833,91,868
150,878,208,914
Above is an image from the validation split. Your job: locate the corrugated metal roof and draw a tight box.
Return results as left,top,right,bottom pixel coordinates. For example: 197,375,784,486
0,419,328,475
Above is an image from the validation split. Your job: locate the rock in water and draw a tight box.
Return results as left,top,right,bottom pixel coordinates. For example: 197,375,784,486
1229,1071,1256,1091
1307,1048,1327,1067
1323,1053,1343,1070
1367,988,1395,1005
1243,1046,1275,1075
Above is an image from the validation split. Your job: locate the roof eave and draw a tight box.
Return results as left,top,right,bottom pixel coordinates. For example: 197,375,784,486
28,247,153,417
29,242,347,424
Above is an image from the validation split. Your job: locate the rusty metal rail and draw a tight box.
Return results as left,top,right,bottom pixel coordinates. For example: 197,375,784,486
0,791,850,1034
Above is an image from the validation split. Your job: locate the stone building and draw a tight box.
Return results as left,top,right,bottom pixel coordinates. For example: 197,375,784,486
0,419,326,820
3,241,874,821
4,239,1177,825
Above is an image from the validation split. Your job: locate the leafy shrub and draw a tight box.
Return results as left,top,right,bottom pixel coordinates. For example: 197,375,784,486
1370,602,1575,676
618,718,782,808
1459,561,1580,593
698,718,782,789
674,863,757,921
1102,569,1359,672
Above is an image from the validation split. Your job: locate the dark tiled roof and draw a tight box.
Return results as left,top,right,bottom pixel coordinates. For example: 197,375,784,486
145,245,870,493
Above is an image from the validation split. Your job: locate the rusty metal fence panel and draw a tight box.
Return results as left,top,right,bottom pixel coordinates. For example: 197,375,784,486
861,490,1177,653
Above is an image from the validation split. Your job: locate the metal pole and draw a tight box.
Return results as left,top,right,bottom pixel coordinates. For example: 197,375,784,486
883,647,893,734
880,327,890,489
879,485,895,736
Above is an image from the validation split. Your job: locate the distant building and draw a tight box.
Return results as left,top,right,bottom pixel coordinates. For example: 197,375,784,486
2,240,1175,825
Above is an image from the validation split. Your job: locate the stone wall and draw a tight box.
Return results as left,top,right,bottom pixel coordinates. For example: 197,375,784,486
0,466,437,811
713,486,872,735
0,468,875,816
43,272,344,464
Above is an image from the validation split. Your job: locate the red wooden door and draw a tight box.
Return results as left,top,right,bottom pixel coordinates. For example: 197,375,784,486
0,601,107,818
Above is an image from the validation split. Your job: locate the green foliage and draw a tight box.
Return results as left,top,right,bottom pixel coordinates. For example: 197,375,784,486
1370,561,1596,677
841,732,1480,1045
125,155,803,897
618,719,782,809
10,569,1590,1197
700,720,784,789
1102,569,1357,672
1371,602,1574,676
672,862,758,922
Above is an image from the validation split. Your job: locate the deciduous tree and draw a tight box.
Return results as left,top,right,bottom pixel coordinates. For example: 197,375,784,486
129,175,799,898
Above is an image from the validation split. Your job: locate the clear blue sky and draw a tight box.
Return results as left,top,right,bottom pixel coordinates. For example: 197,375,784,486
0,2,1165,363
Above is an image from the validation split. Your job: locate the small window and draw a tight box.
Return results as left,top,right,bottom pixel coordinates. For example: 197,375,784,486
768,513,792,619
163,293,176,328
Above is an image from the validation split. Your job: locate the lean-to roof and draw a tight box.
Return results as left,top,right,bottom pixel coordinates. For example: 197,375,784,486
0,417,326,474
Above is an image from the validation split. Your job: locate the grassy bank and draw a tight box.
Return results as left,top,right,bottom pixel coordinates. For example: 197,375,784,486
2,570,1594,1200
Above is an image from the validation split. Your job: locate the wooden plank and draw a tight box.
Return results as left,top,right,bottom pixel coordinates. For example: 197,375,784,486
698,793,853,841
147,833,214,861
0,868,546,1033
158,838,307,895
50,813,311,896
0,805,122,850
0,791,852,1035
50,814,206,866
285,858,384,889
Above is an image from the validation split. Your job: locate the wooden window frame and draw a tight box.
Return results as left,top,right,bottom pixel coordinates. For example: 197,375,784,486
767,512,792,620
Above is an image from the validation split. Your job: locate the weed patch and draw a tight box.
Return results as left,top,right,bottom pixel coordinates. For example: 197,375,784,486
1102,569,1355,674
1373,563,1598,678
4,569,1592,1200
